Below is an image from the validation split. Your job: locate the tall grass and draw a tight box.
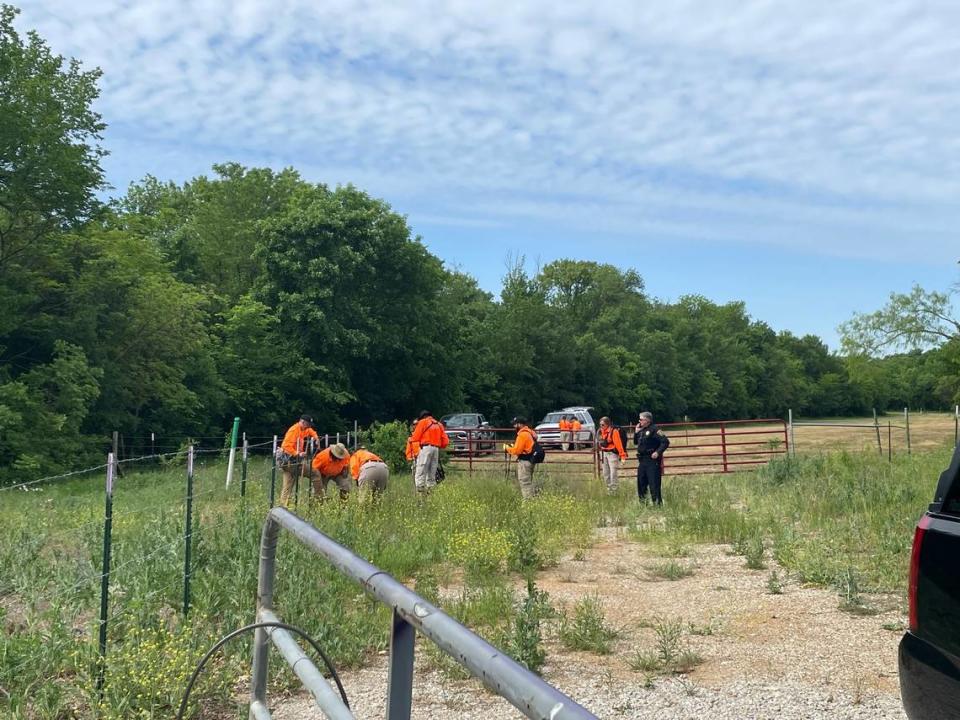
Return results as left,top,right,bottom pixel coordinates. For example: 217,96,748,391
631,449,948,593
1,447,946,717
0,460,601,718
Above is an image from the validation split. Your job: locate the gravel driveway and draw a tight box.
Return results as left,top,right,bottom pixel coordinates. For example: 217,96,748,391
272,531,909,719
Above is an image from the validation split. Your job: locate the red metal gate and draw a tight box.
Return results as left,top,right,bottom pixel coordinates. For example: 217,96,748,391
444,419,788,477
653,418,789,476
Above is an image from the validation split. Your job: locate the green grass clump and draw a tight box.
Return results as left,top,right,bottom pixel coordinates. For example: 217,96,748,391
628,618,703,675
646,561,696,581
558,594,618,654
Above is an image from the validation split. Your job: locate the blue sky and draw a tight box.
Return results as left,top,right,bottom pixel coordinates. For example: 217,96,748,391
19,0,960,348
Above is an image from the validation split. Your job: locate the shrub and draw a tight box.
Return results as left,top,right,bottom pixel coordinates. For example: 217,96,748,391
558,594,618,654
362,420,412,474
506,579,550,674
628,618,703,676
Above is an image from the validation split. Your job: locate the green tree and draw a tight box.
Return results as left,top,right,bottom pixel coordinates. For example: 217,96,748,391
0,4,105,277
840,284,960,355
255,184,462,423
121,164,304,298
0,3,106,358
0,341,101,483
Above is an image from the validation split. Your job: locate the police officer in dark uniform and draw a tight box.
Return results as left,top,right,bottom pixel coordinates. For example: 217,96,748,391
634,411,670,505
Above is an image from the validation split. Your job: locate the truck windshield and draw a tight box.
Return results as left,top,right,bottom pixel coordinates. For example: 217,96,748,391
540,413,565,424
442,414,478,426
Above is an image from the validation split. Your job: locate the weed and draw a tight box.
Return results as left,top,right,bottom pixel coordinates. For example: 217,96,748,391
646,561,695,581
504,579,549,675
507,510,541,574
558,594,618,654
572,548,586,561
654,618,684,667
679,677,699,696
836,568,879,616
687,619,720,636
628,618,704,676
766,570,784,594
744,536,767,570
628,648,662,672
881,620,906,632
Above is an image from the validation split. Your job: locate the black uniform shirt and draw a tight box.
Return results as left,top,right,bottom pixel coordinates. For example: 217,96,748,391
634,423,670,458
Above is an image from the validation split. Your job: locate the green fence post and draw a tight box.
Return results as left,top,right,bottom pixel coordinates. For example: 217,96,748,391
96,453,116,698
241,434,248,498
183,445,194,617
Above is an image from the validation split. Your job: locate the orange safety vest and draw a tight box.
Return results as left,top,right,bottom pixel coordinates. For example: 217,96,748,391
411,417,449,449
506,427,536,457
598,425,626,459
281,422,319,456
350,448,383,480
312,447,350,476
405,438,420,461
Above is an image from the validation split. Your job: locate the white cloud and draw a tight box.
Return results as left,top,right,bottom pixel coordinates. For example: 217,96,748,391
16,0,960,264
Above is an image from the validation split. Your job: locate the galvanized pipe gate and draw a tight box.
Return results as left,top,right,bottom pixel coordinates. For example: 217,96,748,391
249,507,598,720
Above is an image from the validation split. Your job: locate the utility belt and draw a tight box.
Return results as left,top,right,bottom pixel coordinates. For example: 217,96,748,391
600,446,618,453
637,451,659,460
276,450,304,466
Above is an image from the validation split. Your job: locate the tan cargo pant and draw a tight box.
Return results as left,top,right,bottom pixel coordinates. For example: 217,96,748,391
601,452,620,493
561,431,573,451
358,461,389,501
517,459,536,500
280,459,306,507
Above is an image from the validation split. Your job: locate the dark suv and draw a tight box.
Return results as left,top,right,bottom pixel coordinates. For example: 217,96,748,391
899,445,960,719
440,413,495,454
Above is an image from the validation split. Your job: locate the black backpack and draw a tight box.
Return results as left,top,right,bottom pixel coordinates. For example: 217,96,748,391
617,426,629,452
529,440,546,464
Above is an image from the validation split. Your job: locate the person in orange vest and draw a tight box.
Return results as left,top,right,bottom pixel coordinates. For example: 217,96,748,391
278,415,320,507
404,420,420,484
571,416,583,449
597,416,627,493
559,415,572,451
349,447,389,501
503,416,538,500
310,442,352,501
409,410,448,494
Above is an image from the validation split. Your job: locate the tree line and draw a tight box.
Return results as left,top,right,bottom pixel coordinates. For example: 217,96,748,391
1,5,957,483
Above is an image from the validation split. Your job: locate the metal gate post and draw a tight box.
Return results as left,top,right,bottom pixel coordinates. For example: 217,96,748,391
250,518,279,715
386,609,415,720
787,409,795,457
720,423,728,473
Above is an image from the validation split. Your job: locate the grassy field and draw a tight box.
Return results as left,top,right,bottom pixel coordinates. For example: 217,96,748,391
0,442,952,718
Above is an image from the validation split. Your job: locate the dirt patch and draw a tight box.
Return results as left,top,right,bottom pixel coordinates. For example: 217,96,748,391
536,528,902,695
272,530,907,718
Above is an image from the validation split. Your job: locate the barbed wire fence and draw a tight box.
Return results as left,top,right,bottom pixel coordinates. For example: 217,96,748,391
0,421,367,706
